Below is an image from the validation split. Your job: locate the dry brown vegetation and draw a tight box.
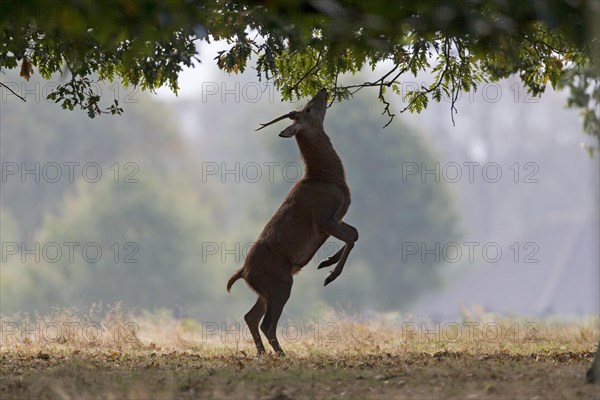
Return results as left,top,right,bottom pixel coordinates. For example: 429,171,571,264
1,307,599,399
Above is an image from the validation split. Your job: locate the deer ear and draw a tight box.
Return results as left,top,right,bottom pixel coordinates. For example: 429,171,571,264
279,124,300,138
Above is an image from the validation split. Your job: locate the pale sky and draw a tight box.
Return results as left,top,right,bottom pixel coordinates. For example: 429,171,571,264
155,40,249,102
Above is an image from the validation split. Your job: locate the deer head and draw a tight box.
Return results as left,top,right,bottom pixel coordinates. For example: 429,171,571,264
255,88,329,138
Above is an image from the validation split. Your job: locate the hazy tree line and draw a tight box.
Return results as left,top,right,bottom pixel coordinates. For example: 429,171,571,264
1,70,461,320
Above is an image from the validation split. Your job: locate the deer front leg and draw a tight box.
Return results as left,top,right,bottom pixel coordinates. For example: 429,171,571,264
320,220,358,286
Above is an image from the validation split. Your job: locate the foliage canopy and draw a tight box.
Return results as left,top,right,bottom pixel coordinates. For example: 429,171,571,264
0,1,598,141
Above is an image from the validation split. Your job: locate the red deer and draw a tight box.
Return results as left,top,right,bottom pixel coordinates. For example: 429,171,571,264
227,88,358,356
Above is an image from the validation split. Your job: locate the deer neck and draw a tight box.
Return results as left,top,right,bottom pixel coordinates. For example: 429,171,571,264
295,130,347,185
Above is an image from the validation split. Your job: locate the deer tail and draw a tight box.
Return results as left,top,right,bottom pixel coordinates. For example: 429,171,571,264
227,268,244,293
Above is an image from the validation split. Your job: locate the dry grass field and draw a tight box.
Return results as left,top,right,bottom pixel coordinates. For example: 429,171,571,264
1,307,599,399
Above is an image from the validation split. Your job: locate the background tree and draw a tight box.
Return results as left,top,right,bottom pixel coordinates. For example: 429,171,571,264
0,70,192,240
0,71,230,319
0,72,462,319
27,174,221,317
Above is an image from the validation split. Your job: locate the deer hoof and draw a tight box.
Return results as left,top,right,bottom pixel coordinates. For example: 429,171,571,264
318,259,333,269
324,273,337,286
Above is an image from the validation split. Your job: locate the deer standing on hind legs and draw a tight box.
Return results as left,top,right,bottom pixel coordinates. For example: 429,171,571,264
227,88,358,356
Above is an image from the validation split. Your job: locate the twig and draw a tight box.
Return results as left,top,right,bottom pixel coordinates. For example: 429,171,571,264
449,38,466,126
379,85,394,128
289,50,322,96
328,69,339,108
341,64,402,91
400,37,452,115
532,39,575,56
0,82,26,102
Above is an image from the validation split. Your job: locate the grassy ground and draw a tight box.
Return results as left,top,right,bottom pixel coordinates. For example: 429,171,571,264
1,309,599,399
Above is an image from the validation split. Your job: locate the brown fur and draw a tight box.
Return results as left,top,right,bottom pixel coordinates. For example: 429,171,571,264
227,89,358,356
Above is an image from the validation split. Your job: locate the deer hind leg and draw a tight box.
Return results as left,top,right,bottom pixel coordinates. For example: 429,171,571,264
260,280,292,356
244,296,266,355
321,221,358,286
